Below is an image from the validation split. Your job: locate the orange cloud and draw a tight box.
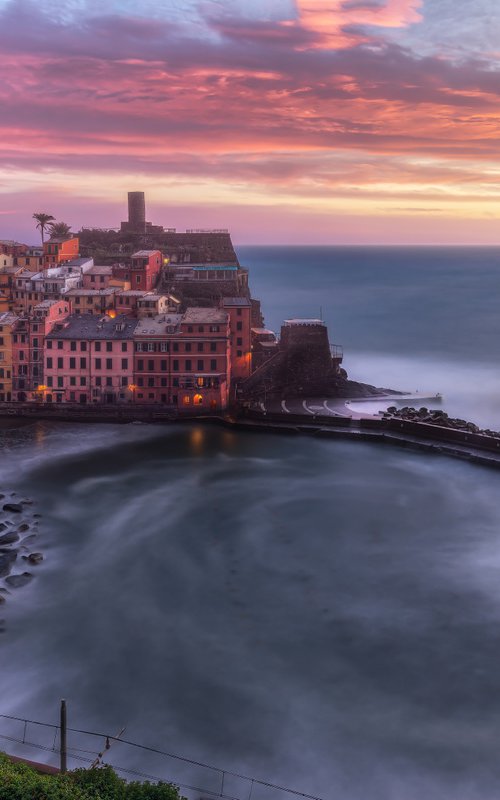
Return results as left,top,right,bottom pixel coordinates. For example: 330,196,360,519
295,0,423,47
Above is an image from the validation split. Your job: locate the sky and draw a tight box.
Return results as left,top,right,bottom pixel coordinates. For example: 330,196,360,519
1,0,500,244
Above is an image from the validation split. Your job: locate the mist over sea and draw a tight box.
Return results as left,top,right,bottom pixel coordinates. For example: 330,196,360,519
2,246,500,799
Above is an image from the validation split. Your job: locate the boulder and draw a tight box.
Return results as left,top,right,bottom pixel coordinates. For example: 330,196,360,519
0,532,19,546
3,503,22,513
21,534,37,546
18,523,30,533
5,572,33,588
27,553,43,565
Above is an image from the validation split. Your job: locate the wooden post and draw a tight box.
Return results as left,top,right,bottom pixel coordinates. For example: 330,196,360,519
60,699,67,774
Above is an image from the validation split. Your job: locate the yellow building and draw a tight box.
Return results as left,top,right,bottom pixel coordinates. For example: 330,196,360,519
0,312,18,402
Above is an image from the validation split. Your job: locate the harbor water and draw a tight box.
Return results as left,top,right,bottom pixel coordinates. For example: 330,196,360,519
2,246,500,800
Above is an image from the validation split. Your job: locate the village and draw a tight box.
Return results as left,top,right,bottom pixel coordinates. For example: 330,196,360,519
0,193,346,413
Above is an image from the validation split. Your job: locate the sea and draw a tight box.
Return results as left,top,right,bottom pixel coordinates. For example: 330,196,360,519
1,246,500,800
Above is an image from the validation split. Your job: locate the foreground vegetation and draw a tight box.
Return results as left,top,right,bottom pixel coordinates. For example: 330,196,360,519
0,753,184,799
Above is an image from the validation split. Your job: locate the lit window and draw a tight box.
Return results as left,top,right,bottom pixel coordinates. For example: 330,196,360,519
183,395,190,405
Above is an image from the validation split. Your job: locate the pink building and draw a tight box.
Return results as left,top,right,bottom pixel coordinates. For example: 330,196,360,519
130,250,162,291
44,314,137,404
221,297,252,382
11,299,71,401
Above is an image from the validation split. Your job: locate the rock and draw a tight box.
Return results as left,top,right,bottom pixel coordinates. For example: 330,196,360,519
33,513,42,519
21,499,33,505
5,572,33,588
3,503,23,513
18,523,30,533
0,523,7,533
0,532,20,546
27,553,43,565
21,534,37,546
0,552,17,578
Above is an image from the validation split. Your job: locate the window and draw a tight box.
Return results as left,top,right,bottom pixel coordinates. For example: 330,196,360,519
237,350,243,357
197,342,204,352
148,360,154,371
95,341,101,352
57,357,63,369
136,275,141,284
183,395,190,405
47,357,53,369
236,321,242,331
70,341,76,351
138,377,144,387
160,360,167,371
69,357,76,369
121,342,127,352
148,342,155,352
173,377,179,387
70,376,76,386
210,359,217,371
237,337,243,346
47,340,53,349
147,377,154,387
57,341,63,349
210,325,219,332
185,343,192,352
106,342,112,352
121,358,128,370
106,377,112,387
47,376,53,387
210,342,217,352
81,341,87,351
197,360,204,371
187,326,193,333
237,308,242,316
173,342,179,352
96,377,101,386
198,326,204,333
160,378,167,387
138,359,144,371
80,357,86,369
106,358,112,370
80,377,86,386
121,377,128,387
95,358,101,369
160,342,169,352
57,377,63,388
185,359,192,371
173,360,179,371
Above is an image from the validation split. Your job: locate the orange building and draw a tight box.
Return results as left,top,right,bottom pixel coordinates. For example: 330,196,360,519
43,236,80,268
0,311,17,401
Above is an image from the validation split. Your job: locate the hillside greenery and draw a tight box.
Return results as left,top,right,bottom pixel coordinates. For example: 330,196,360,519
0,753,184,800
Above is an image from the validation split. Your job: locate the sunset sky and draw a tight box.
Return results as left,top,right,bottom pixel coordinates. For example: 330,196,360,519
1,0,500,244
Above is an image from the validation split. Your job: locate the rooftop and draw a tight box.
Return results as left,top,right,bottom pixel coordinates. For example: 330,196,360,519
46,314,138,340
283,319,325,327
134,315,183,336
64,288,117,296
182,307,228,325
132,250,160,258
84,265,113,275
0,312,18,325
222,297,251,307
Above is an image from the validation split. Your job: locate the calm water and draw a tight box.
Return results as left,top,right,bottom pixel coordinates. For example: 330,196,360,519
2,247,500,800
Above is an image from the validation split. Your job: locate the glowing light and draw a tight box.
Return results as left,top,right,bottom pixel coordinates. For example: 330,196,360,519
128,384,137,392
194,393,203,405
37,384,47,391
108,309,117,319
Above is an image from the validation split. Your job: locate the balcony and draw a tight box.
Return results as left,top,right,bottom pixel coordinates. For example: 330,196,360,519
330,344,343,361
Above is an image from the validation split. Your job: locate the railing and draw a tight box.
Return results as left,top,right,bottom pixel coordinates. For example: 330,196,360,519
330,344,343,360
0,710,325,800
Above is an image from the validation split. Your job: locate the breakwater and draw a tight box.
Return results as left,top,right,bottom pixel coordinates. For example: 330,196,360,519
1,401,499,470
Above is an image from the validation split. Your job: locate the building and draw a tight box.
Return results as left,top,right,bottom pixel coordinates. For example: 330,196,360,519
120,191,164,235
11,300,71,401
44,314,138,404
130,250,162,291
136,294,178,318
114,290,150,316
132,307,231,409
65,288,117,316
43,236,80,268
14,247,44,271
222,297,252,381
81,265,114,290
0,312,18,401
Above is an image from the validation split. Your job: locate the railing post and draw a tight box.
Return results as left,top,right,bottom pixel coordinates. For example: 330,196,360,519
60,699,67,774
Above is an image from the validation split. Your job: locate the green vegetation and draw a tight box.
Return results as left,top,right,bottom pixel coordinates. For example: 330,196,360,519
0,753,184,800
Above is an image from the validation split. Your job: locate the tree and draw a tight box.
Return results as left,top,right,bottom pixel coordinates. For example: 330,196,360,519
32,212,55,244
48,221,73,238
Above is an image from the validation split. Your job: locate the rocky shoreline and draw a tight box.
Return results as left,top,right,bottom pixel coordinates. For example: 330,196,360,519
382,406,500,438
0,493,44,630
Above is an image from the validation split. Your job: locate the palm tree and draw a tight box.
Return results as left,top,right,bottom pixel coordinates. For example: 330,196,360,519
33,212,55,245
48,221,72,238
